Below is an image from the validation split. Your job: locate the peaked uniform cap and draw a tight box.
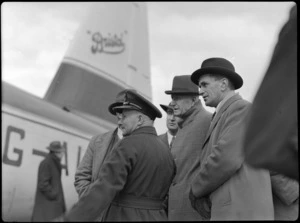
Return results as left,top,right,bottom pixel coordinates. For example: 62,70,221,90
108,89,162,120
165,75,200,95
47,141,65,152
191,57,243,89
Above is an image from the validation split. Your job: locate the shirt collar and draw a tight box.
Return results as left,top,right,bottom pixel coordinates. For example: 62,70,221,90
215,91,237,114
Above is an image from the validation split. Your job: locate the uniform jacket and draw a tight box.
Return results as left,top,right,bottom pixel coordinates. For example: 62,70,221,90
191,94,274,220
271,172,299,220
64,126,176,221
168,100,211,221
74,128,120,198
159,132,169,147
32,153,66,222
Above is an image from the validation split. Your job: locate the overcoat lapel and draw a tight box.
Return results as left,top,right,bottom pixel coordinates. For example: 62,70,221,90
203,94,242,146
92,128,118,181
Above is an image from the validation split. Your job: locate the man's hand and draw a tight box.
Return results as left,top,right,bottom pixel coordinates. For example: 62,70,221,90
189,189,211,219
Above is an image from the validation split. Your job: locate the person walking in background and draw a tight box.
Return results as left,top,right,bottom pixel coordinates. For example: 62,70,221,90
32,141,66,222
164,75,211,221
159,102,181,149
55,89,176,221
189,57,274,220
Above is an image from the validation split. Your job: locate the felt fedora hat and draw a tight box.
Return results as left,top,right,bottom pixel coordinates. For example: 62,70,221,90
165,75,200,95
191,57,243,89
47,141,65,152
108,89,162,120
160,103,174,114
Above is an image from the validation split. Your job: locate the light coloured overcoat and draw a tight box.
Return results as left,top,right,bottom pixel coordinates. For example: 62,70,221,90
191,94,274,220
168,100,211,221
74,128,120,197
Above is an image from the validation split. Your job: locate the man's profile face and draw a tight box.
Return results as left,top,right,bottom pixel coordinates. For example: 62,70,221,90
198,74,223,108
116,109,140,136
166,109,179,131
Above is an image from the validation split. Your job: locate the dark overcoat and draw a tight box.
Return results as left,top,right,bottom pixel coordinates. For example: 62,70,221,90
64,126,176,221
32,153,66,222
168,100,212,220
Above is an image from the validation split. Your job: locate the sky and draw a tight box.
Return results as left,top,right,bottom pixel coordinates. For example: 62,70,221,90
1,2,295,134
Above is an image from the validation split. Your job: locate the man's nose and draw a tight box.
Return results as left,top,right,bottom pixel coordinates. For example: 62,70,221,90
199,88,204,95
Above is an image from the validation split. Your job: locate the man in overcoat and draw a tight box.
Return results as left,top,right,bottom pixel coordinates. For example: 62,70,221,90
32,141,66,222
189,57,274,220
56,89,176,221
74,126,122,221
165,75,212,221
158,103,180,148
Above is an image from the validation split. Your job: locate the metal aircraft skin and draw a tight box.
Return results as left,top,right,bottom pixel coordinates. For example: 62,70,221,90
2,2,151,221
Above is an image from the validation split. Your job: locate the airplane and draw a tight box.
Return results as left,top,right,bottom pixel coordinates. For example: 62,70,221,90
2,2,152,221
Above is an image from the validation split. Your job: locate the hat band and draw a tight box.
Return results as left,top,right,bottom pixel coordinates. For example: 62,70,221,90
123,101,142,110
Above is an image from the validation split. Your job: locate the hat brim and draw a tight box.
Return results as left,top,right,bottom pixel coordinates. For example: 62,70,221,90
165,90,200,95
160,104,173,113
47,147,65,152
191,67,243,89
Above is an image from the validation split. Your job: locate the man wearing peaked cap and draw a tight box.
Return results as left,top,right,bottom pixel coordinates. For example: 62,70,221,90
59,89,176,221
164,75,212,221
108,89,162,121
189,57,274,220
32,141,66,222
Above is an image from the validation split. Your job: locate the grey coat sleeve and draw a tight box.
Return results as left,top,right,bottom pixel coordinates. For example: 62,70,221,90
74,135,97,198
271,172,299,205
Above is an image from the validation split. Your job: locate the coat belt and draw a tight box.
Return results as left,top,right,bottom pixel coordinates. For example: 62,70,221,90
112,194,165,210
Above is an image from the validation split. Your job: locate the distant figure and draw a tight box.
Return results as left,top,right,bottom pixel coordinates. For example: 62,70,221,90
74,127,123,221
32,141,66,222
164,75,212,221
56,89,176,221
243,5,298,181
159,103,181,148
189,57,274,220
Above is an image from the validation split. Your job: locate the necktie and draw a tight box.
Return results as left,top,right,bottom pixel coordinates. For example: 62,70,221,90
170,136,175,148
211,112,216,121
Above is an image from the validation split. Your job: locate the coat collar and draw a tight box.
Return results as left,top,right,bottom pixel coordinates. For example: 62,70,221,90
178,100,204,129
130,126,157,136
203,93,243,145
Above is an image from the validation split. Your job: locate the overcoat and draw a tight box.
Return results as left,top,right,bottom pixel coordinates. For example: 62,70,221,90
159,132,169,147
243,5,298,181
168,100,211,221
32,153,66,222
74,128,120,197
191,94,274,220
64,126,176,221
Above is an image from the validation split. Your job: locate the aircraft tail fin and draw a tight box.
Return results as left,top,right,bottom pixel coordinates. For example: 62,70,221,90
44,2,151,125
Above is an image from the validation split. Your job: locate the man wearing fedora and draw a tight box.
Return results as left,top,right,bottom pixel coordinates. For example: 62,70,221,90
189,57,274,220
57,89,176,221
32,141,66,222
164,75,212,221
159,103,181,149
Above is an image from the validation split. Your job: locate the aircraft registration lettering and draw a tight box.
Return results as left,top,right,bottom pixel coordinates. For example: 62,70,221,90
3,125,25,167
